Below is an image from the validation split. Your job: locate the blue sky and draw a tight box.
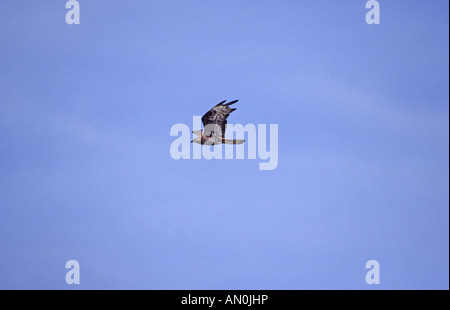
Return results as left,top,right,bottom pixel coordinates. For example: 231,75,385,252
0,0,448,289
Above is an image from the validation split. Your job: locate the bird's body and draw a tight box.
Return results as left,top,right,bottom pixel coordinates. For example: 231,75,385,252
192,100,245,145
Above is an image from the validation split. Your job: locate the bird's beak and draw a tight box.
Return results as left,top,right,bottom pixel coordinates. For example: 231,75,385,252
190,140,193,143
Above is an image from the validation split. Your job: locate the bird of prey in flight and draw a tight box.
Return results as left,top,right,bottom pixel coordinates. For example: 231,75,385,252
191,100,246,145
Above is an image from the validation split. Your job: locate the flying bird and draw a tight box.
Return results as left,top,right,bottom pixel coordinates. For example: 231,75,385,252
191,100,246,145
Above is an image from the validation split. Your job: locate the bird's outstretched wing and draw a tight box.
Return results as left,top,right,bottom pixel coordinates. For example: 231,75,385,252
201,99,238,142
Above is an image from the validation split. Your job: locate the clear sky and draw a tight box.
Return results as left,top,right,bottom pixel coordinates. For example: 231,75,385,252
0,0,448,289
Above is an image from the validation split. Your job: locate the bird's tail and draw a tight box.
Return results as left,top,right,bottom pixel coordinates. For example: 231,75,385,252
223,139,245,144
